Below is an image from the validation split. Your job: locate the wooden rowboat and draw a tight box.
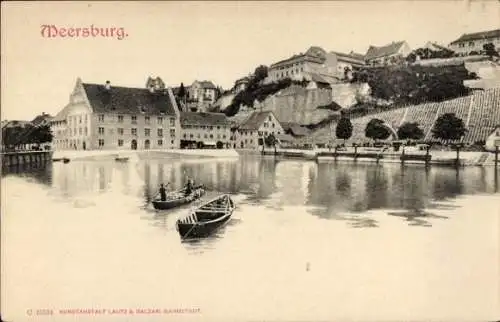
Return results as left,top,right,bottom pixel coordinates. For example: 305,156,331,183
152,185,206,210
62,158,70,164
115,157,129,162
176,194,235,239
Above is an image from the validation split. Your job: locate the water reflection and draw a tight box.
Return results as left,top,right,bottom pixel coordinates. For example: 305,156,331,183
2,156,499,230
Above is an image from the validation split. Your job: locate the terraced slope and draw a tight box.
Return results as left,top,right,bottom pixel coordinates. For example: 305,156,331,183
307,88,500,144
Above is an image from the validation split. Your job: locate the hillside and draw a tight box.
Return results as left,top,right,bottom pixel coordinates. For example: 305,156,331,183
305,87,500,145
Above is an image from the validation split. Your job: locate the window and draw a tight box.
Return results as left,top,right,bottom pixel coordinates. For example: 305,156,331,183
157,139,163,146
169,129,175,137
98,127,105,135
190,134,194,138
118,128,124,135
79,116,82,124
157,117,163,124
272,123,275,128
145,128,150,136
98,139,104,147
118,139,123,147
217,126,220,130
223,134,226,139
169,118,175,127
217,134,221,139
209,126,214,130
118,115,124,123
98,114,104,122
209,134,213,139
183,133,187,138
131,116,137,124
469,41,474,47
145,116,150,124
197,134,201,138
131,128,137,136
157,129,163,137
204,134,208,138
84,128,88,136
79,128,82,135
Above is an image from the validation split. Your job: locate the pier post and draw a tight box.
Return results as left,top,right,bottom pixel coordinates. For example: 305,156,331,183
401,145,405,165
334,145,338,161
353,144,358,161
495,146,498,167
425,145,430,167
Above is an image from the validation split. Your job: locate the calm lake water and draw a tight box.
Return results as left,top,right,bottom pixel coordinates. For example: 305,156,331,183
2,155,499,321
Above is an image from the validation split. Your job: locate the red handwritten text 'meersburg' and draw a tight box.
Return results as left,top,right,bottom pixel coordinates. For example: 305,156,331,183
41,25,128,40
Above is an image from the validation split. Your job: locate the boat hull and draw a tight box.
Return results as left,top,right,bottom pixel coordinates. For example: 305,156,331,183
152,188,205,210
176,211,232,239
176,194,235,239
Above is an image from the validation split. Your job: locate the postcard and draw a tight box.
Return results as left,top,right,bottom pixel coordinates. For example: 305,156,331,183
1,1,500,321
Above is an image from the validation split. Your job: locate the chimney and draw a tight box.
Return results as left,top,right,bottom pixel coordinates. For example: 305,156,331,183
105,80,111,90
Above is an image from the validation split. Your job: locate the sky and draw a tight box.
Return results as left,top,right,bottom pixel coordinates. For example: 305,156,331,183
1,0,499,121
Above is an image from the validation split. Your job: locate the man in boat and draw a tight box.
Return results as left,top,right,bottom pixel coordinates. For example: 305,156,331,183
159,183,168,201
184,178,194,196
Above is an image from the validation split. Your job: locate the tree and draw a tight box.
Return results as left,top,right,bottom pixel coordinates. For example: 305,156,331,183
365,118,391,141
32,125,53,144
179,82,186,99
397,122,424,140
335,116,353,142
483,43,499,57
254,65,269,83
431,113,466,142
264,133,278,153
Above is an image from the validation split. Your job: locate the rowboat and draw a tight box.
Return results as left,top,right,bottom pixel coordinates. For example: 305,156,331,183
115,157,129,162
176,194,235,239
62,158,70,164
152,185,206,210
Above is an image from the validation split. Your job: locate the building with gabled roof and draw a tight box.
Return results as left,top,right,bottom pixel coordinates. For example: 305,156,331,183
50,78,181,151
365,40,411,66
449,28,500,56
231,111,285,149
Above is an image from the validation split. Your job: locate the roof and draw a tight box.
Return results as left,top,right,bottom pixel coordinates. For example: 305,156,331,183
195,80,217,89
180,112,230,127
31,113,53,126
238,111,275,130
270,46,327,68
52,104,71,122
281,122,311,136
235,77,250,84
450,29,500,45
424,42,450,52
349,51,365,61
275,133,295,142
365,41,407,61
82,83,178,116
331,51,365,65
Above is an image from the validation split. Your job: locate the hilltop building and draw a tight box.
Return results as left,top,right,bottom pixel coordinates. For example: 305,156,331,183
233,76,250,94
180,112,231,149
364,41,412,66
186,80,218,112
449,29,500,56
267,46,365,85
50,78,181,151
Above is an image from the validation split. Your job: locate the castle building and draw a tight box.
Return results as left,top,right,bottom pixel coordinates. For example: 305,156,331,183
50,78,181,151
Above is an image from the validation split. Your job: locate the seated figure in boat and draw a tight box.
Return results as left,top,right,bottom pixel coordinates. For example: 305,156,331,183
159,183,168,201
184,178,194,196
